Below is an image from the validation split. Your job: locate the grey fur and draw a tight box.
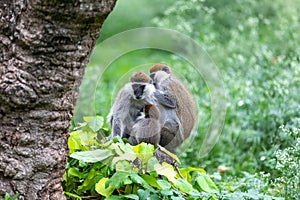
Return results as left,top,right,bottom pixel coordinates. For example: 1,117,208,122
107,79,156,139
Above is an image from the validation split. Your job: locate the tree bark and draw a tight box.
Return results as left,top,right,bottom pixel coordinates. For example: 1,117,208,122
0,0,116,199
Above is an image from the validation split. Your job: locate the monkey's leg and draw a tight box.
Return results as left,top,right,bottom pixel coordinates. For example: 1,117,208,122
109,119,122,139
159,127,177,153
159,119,184,153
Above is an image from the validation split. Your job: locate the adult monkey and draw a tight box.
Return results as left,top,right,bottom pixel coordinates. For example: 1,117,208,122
150,64,196,153
107,72,156,139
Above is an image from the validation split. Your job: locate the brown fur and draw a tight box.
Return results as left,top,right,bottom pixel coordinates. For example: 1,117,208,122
130,71,151,83
167,78,196,138
150,64,196,152
129,104,161,147
150,63,172,74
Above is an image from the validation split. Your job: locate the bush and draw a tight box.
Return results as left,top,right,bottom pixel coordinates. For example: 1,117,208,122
63,117,220,199
71,0,300,198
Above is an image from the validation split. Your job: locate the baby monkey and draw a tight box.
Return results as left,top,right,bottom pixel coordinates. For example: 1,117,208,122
129,104,161,147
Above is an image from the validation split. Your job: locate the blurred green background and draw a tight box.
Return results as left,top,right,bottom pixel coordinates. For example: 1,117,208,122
74,0,300,198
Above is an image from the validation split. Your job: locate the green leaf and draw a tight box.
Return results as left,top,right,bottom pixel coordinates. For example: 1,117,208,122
112,135,123,143
109,143,124,155
154,162,177,184
115,160,133,172
105,196,123,200
68,129,99,153
4,193,10,200
160,189,173,196
158,145,181,164
157,179,172,190
70,149,112,163
62,171,67,182
95,177,114,197
195,173,218,193
84,116,104,132
106,171,133,189
171,196,185,200
137,189,150,200
133,142,154,164
141,174,161,189
106,172,155,192
11,193,19,200
112,152,137,164
146,157,159,176
175,178,194,193
119,142,135,153
64,192,82,200
74,122,87,130
77,168,101,194
124,184,133,194
78,131,98,147
68,130,85,153
124,194,139,200
68,168,85,179
2,193,20,200
149,193,161,200
203,174,218,191
129,173,155,192
178,167,206,182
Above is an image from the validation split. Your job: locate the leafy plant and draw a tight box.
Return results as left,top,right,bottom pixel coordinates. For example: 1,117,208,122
0,193,19,200
63,117,220,199
71,0,300,198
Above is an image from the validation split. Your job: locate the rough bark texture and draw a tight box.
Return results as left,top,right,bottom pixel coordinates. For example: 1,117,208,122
0,0,116,199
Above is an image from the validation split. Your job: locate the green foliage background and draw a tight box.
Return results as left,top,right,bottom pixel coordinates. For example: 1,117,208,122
72,0,300,199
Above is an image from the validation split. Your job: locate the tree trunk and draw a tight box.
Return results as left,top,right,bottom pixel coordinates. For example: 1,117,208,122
0,0,116,199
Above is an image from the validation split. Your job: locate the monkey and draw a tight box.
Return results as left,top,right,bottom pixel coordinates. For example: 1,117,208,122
153,84,183,153
150,64,196,153
107,72,156,139
128,104,161,147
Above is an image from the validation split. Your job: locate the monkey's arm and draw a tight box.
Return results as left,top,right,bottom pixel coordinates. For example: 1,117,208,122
154,90,176,108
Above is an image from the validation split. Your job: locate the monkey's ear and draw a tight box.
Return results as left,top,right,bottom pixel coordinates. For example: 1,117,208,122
154,90,176,108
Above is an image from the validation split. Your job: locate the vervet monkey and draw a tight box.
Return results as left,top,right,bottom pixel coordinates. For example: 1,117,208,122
129,104,161,147
107,72,156,139
150,64,196,152
154,87,183,153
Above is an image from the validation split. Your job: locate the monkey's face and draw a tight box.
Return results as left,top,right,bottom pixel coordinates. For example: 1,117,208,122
131,83,155,101
132,84,146,100
150,71,170,88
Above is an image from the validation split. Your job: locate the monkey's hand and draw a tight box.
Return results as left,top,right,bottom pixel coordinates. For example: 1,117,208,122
154,90,176,108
